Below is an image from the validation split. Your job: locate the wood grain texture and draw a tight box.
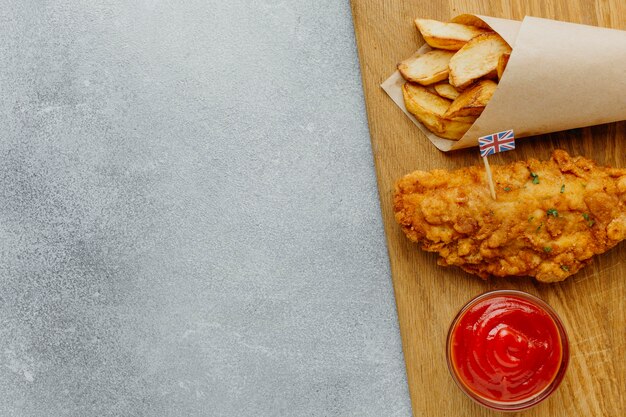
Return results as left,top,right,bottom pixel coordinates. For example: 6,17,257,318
350,1,626,416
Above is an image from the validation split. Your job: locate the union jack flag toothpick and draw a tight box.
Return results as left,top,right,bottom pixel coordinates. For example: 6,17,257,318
478,130,516,200
479,129,516,157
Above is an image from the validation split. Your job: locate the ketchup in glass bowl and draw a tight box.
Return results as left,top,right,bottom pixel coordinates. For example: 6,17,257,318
446,290,569,411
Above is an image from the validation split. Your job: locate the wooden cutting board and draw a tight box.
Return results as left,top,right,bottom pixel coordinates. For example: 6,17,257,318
350,1,626,416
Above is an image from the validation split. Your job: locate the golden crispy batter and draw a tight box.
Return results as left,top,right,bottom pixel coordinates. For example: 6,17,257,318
393,150,626,282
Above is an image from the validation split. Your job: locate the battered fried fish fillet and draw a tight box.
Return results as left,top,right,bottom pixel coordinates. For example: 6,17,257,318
394,150,626,282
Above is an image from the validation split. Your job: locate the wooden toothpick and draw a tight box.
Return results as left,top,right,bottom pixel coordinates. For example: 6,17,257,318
482,155,497,200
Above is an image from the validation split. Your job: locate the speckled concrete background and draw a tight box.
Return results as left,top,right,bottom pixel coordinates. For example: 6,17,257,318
0,1,410,416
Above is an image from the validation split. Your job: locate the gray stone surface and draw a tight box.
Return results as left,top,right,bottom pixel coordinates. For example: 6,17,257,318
0,1,410,416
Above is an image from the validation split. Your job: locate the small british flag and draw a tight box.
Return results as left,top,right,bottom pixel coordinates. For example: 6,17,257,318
478,129,515,157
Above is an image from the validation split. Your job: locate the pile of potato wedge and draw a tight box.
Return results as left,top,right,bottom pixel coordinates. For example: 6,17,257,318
399,18,512,140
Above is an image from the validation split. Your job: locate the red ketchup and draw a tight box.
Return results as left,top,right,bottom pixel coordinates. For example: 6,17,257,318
447,291,569,411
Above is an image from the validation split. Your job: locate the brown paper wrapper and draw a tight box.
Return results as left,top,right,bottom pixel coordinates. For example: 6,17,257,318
382,15,626,151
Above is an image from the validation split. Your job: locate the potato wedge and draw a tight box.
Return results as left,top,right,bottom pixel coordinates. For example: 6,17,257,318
433,82,460,100
448,33,512,89
398,50,455,85
402,82,446,133
415,18,490,51
402,82,474,140
444,79,497,119
497,53,511,80
450,115,478,123
450,14,492,30
439,117,476,139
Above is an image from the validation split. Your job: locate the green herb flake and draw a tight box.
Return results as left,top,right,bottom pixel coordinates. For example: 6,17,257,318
543,247,552,253
561,265,570,272
582,213,594,227
530,172,540,184
546,208,559,218
504,186,511,192
536,222,544,232
560,184,565,193
528,215,534,222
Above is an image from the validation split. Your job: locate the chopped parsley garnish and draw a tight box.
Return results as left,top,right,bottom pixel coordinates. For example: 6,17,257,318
582,213,594,227
560,184,565,193
543,247,552,253
504,187,511,192
546,208,559,218
561,265,570,272
528,215,534,222
530,172,540,184
536,222,543,232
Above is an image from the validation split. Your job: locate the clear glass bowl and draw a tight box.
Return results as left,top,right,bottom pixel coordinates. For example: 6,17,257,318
446,290,569,412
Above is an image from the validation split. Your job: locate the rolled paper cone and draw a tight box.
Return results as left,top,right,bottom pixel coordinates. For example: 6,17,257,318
382,15,626,151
